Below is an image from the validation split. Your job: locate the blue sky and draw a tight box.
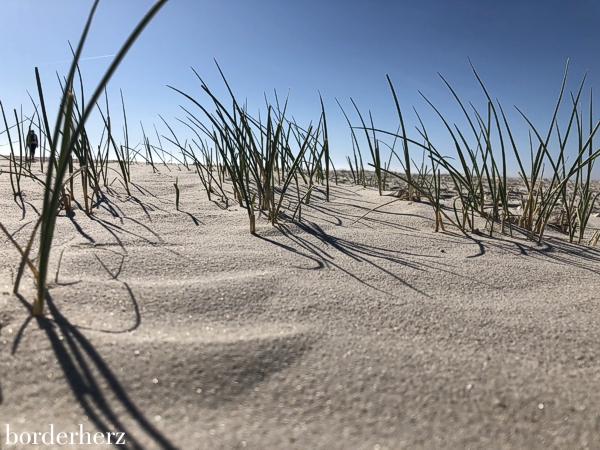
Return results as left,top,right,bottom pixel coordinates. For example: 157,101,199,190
1,0,600,176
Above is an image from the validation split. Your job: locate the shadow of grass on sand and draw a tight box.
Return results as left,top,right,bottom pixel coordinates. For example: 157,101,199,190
11,293,177,450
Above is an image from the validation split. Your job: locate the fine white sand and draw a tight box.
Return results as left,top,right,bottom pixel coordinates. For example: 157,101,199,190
2,162,600,449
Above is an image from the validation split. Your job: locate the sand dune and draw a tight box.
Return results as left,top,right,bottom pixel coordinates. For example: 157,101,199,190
2,162,600,449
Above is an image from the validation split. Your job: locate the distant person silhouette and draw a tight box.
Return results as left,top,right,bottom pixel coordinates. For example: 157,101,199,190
26,129,38,162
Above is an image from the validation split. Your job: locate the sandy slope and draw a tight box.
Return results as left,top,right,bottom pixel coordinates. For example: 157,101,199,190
2,162,600,449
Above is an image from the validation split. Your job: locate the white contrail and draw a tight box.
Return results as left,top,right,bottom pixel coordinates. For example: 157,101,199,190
40,54,116,66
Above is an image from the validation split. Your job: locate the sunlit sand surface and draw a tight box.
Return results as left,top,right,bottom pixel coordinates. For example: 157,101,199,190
2,162,600,448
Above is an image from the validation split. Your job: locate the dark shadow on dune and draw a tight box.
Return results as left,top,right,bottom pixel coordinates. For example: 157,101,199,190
32,293,178,450
127,195,155,221
272,221,434,298
73,251,141,334
180,210,202,226
460,231,486,258
87,216,127,251
511,241,531,256
87,214,192,264
289,196,426,233
127,183,175,215
54,248,82,287
7,219,34,238
87,213,165,249
94,252,126,280
131,181,149,197
55,279,82,287
11,316,33,356
93,189,126,221
341,209,426,233
262,187,600,298
524,237,600,275
9,293,33,355
14,292,33,312
72,282,142,335
63,203,95,243
449,221,600,273
50,248,140,334
434,218,600,275
262,213,509,296
254,233,325,271
23,200,40,217
121,216,163,243
130,181,166,200
190,334,312,408
211,197,229,210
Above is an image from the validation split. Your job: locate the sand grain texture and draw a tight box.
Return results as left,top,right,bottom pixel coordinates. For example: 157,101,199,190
2,163,600,449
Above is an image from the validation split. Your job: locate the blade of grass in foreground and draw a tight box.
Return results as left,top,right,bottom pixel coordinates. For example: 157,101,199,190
32,0,169,317
319,92,330,202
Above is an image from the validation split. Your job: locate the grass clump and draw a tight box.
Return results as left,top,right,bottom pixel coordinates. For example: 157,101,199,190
0,0,168,317
345,60,600,243
168,63,332,234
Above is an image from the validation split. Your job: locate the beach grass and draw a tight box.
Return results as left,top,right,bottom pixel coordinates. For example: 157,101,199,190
2,11,600,323
168,63,332,233
344,60,600,242
0,0,169,317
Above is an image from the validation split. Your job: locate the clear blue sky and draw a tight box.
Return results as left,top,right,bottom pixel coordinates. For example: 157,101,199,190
2,0,600,177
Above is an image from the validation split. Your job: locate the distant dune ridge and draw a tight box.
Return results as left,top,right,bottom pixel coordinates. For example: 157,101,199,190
2,162,600,449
